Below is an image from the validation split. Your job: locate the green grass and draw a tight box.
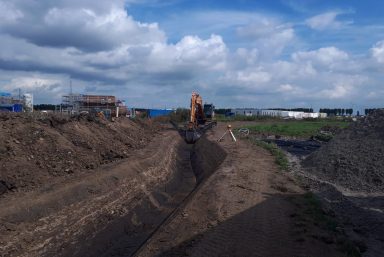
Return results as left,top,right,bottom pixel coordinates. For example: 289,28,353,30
246,120,350,137
215,114,280,122
248,137,289,171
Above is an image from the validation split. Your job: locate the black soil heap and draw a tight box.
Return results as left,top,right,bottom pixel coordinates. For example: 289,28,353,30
303,110,384,193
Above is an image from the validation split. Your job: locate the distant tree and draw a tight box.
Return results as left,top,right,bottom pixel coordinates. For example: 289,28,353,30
33,104,59,111
170,108,190,122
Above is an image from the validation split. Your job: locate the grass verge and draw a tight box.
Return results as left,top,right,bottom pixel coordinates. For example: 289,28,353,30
246,120,350,137
247,137,289,171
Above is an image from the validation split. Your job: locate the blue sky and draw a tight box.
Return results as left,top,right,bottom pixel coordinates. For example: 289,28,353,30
127,0,384,52
0,0,383,111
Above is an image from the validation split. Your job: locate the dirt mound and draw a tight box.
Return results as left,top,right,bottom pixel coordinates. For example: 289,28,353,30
303,109,384,193
0,113,162,195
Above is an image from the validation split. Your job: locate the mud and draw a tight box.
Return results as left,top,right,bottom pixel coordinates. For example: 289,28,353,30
265,139,322,156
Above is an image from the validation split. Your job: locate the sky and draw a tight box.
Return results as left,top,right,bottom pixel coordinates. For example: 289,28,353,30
0,0,384,111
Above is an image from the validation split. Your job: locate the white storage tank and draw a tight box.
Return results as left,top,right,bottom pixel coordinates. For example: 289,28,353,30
23,93,33,112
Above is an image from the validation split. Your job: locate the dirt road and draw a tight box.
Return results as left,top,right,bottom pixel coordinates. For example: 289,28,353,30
137,124,346,257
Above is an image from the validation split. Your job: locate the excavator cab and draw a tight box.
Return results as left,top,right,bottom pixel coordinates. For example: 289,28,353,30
203,104,215,120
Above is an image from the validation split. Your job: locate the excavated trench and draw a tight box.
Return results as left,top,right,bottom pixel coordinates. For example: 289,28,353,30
59,135,227,257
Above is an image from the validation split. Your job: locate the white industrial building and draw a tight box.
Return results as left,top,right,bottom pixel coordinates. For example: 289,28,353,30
231,108,327,119
232,108,260,116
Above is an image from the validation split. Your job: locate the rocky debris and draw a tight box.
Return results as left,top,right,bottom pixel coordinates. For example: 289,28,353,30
0,112,162,195
303,109,384,193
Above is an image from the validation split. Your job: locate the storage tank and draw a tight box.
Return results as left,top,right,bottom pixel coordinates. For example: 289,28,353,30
23,93,33,112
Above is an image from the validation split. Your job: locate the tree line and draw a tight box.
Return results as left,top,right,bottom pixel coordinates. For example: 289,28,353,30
319,108,353,116
365,108,384,115
33,104,60,111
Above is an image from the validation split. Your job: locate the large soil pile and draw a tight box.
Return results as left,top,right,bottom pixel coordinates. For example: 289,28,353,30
303,110,384,193
0,113,161,195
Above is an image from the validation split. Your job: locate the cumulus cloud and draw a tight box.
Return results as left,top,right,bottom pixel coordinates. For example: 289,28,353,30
0,0,383,109
371,40,384,63
305,11,352,30
277,84,295,92
0,1,23,23
0,72,71,103
0,1,165,52
292,47,349,70
0,0,228,96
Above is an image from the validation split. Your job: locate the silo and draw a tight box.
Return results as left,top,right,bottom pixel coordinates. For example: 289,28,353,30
23,93,34,112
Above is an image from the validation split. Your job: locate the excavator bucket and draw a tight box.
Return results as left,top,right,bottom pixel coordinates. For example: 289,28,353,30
185,129,201,144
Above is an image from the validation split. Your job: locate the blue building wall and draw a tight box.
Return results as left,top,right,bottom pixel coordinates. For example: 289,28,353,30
148,109,173,118
0,104,23,112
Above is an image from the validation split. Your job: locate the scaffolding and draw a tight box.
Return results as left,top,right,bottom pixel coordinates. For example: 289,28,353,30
61,94,118,118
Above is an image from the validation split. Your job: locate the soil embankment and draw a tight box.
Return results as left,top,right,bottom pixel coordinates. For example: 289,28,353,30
299,110,384,257
1,116,360,257
0,114,226,257
303,110,384,193
0,113,160,195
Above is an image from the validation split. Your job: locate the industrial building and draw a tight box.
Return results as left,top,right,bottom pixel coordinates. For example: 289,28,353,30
148,109,174,118
231,108,327,119
61,94,128,118
0,92,32,112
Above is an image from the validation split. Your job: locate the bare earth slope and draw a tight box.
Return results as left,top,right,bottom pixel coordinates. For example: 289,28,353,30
303,110,384,193
0,113,160,195
137,123,345,257
0,129,194,257
0,117,353,257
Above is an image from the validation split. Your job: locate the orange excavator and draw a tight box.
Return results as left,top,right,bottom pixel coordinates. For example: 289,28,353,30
184,92,216,144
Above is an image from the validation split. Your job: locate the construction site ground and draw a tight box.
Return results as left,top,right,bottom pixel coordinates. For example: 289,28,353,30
0,116,362,256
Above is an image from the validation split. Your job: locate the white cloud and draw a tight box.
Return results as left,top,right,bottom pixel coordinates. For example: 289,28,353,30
292,47,349,70
371,40,384,63
0,1,23,23
305,11,352,30
1,4,166,51
237,19,295,57
0,72,71,103
172,34,227,70
0,1,383,109
277,84,294,92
